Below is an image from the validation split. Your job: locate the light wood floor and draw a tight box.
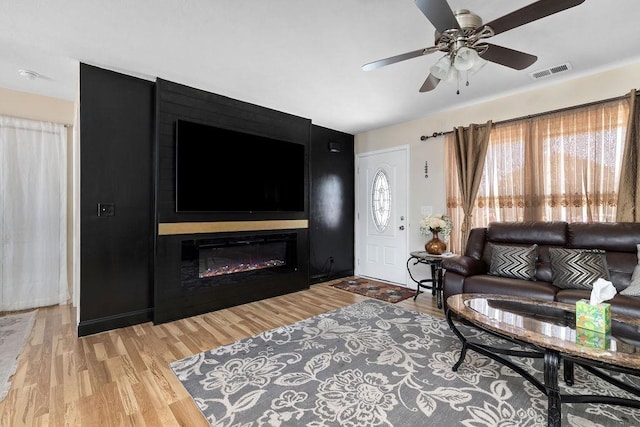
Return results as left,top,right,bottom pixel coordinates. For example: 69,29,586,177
0,279,443,426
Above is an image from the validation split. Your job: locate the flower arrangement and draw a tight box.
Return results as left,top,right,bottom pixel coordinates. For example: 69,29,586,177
419,213,453,240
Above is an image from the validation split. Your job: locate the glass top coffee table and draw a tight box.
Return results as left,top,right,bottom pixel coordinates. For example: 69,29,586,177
446,294,640,427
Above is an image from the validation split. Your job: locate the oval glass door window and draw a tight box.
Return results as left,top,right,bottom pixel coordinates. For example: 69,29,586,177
371,169,391,232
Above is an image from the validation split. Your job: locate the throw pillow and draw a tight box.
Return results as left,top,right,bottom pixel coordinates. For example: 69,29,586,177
489,244,538,281
621,243,640,296
549,248,610,290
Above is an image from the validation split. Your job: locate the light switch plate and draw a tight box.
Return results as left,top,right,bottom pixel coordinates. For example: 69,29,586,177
97,203,115,217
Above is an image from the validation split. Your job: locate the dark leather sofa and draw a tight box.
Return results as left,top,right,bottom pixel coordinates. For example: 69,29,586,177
442,221,640,318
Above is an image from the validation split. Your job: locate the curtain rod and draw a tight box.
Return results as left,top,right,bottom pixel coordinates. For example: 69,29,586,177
419,89,637,141
0,113,71,128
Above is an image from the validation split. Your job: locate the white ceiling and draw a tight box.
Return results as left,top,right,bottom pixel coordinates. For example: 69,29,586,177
2,0,640,134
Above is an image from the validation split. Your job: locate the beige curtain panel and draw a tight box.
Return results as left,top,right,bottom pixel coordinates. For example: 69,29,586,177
617,89,640,222
452,121,492,251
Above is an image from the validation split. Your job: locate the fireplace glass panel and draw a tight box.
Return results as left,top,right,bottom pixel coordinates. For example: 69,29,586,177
198,241,287,278
180,233,298,291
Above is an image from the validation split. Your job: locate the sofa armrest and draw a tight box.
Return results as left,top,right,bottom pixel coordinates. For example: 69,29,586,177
442,255,487,277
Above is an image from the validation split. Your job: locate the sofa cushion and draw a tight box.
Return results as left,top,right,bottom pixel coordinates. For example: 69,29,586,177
556,289,640,318
463,275,557,301
606,252,637,290
465,227,487,259
487,221,567,246
568,222,640,252
621,244,640,296
549,248,609,290
489,244,537,280
534,245,555,282
442,255,486,277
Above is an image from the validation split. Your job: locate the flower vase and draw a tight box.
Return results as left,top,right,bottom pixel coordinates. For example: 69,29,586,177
425,231,447,255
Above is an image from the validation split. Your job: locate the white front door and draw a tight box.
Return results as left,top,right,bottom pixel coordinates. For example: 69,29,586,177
355,147,409,284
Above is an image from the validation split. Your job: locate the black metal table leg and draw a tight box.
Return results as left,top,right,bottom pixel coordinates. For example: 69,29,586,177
544,350,562,427
413,284,420,301
407,257,422,300
407,252,444,306
430,264,437,297
563,359,574,386
446,308,468,371
436,264,443,309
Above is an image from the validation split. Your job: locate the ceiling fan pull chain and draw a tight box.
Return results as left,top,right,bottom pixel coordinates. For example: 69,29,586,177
466,71,470,87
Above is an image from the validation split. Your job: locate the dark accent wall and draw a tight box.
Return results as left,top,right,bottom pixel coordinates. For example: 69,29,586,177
79,64,154,336
309,125,355,283
154,79,311,323
77,66,354,334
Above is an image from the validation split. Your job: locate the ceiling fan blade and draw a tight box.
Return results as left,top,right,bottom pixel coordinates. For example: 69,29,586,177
415,0,459,34
480,44,537,70
419,73,441,92
362,46,439,71
484,0,585,36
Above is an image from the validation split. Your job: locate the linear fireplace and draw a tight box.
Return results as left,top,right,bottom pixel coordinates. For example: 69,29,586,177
155,225,309,324
199,240,286,278
181,233,298,290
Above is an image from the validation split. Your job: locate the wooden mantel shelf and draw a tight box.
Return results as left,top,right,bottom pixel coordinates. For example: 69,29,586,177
157,219,309,236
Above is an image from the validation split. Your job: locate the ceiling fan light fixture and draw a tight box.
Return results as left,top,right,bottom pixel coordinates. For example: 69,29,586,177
453,47,479,71
468,57,488,75
430,57,451,80
444,67,459,83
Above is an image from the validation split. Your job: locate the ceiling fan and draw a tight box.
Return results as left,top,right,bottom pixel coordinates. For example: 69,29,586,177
363,0,586,93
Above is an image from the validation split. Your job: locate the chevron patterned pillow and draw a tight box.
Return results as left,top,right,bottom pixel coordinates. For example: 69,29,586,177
549,248,610,290
489,244,538,280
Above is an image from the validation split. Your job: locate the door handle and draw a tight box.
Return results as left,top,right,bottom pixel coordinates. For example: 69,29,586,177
399,225,405,230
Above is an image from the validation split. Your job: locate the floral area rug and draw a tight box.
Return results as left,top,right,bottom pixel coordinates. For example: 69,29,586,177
170,300,640,426
0,310,36,402
329,277,415,303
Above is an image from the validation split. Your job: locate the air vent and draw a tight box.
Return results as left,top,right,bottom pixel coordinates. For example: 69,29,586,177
529,62,572,80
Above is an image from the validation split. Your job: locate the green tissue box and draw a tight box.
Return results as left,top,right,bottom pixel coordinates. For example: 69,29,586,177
576,327,610,349
576,299,611,334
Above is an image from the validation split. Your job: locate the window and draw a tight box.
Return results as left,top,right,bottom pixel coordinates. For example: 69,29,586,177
371,169,391,232
446,98,629,253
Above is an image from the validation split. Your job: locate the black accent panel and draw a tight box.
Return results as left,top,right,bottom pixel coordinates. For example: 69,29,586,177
77,308,154,337
309,125,354,283
154,79,311,323
77,67,352,331
79,64,154,336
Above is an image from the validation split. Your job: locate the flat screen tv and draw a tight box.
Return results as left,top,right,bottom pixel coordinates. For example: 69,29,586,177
175,120,305,213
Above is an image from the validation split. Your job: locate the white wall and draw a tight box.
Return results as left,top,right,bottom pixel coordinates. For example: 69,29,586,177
355,61,640,257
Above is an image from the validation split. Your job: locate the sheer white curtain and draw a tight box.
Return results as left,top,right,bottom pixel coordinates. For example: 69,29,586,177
0,115,69,311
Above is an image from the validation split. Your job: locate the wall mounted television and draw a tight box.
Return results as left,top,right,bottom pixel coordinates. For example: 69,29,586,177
175,119,305,213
